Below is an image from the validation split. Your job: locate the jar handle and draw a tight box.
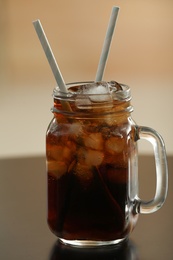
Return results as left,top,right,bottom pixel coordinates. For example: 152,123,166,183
134,126,168,214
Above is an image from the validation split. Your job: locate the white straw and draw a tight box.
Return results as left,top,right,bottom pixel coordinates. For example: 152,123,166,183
33,19,67,93
95,6,119,82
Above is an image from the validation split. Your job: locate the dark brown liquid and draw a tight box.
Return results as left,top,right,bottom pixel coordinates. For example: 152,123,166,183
47,161,129,241
46,91,136,241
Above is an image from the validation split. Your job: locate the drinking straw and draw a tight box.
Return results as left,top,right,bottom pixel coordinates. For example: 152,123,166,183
33,20,67,93
95,6,119,82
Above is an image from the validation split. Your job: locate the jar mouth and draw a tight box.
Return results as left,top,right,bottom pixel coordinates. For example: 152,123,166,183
53,81,131,102
52,81,133,115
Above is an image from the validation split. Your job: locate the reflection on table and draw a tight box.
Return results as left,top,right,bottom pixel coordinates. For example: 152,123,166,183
49,239,139,260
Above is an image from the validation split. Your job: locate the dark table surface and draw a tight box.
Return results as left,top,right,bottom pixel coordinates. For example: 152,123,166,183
0,155,172,260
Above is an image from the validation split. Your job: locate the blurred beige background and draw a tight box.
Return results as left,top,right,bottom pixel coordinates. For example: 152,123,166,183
0,0,173,158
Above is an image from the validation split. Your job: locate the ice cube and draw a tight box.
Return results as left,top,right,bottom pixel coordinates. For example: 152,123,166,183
47,145,64,161
68,123,82,135
105,136,125,154
85,149,104,166
75,97,92,109
47,144,75,165
83,82,112,102
75,82,112,108
84,132,104,150
47,161,67,179
77,148,104,166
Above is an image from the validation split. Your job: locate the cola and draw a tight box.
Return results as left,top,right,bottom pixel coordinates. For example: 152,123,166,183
46,82,137,243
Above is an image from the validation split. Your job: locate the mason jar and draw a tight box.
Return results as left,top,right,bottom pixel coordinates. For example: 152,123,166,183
46,81,168,247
